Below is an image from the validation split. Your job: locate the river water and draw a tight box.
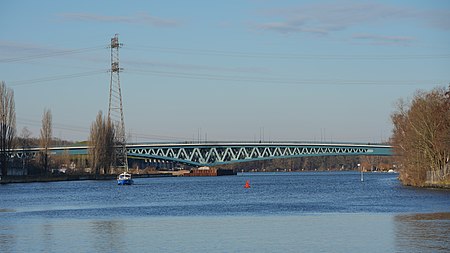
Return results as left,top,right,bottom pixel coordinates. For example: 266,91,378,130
0,172,449,252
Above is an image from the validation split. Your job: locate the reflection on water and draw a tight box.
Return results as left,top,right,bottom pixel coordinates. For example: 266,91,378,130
1,214,397,253
395,213,450,253
1,213,449,252
1,173,449,252
91,220,125,252
0,224,16,253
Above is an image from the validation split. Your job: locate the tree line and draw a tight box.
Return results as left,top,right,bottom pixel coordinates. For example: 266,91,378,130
391,85,450,186
0,81,117,178
2,79,449,186
219,155,393,172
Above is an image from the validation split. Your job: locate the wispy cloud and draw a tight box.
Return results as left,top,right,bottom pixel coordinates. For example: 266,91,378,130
352,33,415,46
255,2,407,35
256,18,329,35
59,12,182,27
254,2,450,38
420,10,450,30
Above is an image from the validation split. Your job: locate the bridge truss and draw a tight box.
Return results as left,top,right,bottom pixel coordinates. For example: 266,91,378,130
14,142,392,167
126,142,392,167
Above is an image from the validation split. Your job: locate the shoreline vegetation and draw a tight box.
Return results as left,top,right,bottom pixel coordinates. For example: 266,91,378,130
1,152,448,188
1,171,449,189
0,81,448,189
391,85,450,188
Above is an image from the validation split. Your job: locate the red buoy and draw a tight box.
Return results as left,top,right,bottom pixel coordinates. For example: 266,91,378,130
244,180,251,188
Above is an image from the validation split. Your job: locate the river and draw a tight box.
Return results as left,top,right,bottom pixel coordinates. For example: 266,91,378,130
0,171,449,252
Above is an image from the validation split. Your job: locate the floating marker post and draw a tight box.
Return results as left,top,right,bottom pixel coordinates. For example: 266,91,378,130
358,163,364,182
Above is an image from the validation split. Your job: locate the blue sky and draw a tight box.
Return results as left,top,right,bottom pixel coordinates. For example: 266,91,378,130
1,0,449,143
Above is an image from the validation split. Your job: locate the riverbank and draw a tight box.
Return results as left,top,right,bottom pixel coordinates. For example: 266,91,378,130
0,173,174,184
400,181,450,189
2,171,449,189
424,182,450,189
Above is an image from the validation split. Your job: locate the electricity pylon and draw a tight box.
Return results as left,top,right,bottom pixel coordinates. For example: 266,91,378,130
108,34,128,171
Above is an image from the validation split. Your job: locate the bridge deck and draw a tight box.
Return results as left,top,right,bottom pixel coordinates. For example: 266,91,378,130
15,142,392,167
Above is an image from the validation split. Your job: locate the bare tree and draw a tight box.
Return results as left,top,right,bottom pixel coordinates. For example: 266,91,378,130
20,127,32,175
0,81,16,178
40,109,52,175
391,86,450,186
89,111,115,175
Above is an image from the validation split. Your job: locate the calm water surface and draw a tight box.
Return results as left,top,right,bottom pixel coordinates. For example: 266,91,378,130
1,172,449,252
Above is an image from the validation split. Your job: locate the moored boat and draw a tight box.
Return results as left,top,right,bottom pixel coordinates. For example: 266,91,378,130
117,172,134,185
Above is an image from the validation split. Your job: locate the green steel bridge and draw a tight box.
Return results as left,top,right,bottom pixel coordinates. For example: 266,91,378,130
15,142,392,167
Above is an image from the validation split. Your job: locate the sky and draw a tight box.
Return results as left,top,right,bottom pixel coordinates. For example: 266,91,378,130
1,0,449,143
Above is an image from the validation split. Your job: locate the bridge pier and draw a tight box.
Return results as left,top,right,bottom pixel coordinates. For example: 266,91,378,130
128,158,177,171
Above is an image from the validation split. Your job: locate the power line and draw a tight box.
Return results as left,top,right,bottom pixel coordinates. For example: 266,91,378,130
2,42,448,64
9,70,107,87
127,69,443,86
0,46,105,63
6,65,441,88
3,42,447,87
16,117,90,135
129,132,188,142
127,45,450,60
17,117,189,141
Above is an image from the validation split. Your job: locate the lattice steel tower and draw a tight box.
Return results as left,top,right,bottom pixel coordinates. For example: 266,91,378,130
108,34,128,170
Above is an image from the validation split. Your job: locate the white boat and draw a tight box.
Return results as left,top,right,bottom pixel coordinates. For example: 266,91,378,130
117,172,134,185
